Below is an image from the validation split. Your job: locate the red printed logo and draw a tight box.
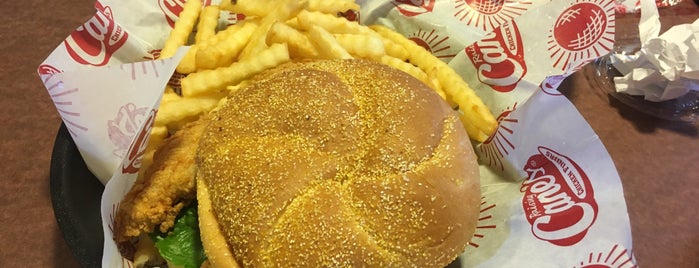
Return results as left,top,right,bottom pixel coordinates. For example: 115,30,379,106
554,3,607,50
521,146,598,246
108,103,149,158
63,2,128,66
121,108,157,174
548,1,614,71
392,0,436,16
465,21,526,92
454,0,531,31
37,64,61,75
159,0,186,28
160,0,211,27
465,0,504,14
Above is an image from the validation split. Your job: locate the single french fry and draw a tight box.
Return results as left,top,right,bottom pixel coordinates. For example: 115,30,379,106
434,64,497,140
296,10,374,36
195,5,221,43
181,43,291,97
379,55,437,92
379,36,410,61
160,0,202,58
458,111,490,142
334,33,385,60
307,25,352,60
176,45,199,74
196,21,258,70
154,93,224,128
162,87,180,102
222,0,279,17
369,24,438,71
308,0,359,14
378,55,448,104
266,21,318,59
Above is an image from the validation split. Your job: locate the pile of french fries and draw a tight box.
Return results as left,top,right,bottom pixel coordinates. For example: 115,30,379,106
142,0,498,174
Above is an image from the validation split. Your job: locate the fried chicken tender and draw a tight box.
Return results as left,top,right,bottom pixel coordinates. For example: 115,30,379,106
114,118,209,243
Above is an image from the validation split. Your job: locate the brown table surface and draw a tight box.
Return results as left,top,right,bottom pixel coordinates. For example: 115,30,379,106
1,0,697,267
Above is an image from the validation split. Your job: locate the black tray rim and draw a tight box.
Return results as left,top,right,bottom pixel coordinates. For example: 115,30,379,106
50,123,105,268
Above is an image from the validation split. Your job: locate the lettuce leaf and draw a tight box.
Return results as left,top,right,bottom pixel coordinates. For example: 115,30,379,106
150,203,206,268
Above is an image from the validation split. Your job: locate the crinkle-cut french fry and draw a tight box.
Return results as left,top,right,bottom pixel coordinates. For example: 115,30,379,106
196,21,258,70
434,64,497,141
195,5,221,44
154,93,224,129
181,43,290,97
238,0,308,60
379,36,410,61
308,0,359,14
308,25,352,60
162,87,181,103
458,110,490,142
379,55,430,87
222,0,279,17
297,10,375,36
266,22,318,59
369,24,438,71
160,0,202,58
176,45,199,74
334,33,385,60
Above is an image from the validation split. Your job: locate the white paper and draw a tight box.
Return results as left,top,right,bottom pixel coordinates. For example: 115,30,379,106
611,0,699,102
40,49,188,182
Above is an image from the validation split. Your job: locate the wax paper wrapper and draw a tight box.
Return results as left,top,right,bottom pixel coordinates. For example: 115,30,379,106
611,0,699,101
38,0,635,267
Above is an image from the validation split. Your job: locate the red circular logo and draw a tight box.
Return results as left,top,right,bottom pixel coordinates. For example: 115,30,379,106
553,3,607,51
465,0,504,15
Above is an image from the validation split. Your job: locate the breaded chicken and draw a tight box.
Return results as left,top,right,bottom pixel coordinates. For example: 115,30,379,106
114,118,208,244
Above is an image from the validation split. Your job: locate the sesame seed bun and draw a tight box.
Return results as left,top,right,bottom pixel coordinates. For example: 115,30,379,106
196,59,480,267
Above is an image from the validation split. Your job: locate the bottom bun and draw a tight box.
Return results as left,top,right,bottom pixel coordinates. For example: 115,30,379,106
198,178,240,268
196,59,481,267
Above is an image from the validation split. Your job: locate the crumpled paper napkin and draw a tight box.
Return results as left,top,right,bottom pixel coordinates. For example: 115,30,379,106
611,0,699,102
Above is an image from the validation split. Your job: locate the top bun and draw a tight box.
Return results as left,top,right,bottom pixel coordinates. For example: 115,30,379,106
196,59,481,267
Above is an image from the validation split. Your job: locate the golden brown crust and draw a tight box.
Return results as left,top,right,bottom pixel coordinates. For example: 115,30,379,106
114,119,208,243
197,59,480,267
